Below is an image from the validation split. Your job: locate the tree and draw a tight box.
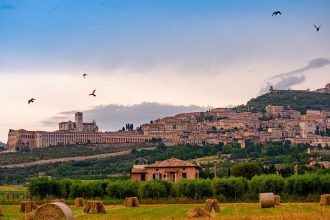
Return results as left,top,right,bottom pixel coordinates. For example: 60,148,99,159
231,162,262,179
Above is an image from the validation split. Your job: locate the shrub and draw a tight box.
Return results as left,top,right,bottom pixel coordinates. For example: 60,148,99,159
29,177,62,200
249,175,285,196
212,177,248,199
106,180,139,199
139,180,172,199
174,179,212,199
70,182,93,198
285,174,321,196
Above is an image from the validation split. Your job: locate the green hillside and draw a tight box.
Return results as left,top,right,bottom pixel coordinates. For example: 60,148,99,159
242,91,330,113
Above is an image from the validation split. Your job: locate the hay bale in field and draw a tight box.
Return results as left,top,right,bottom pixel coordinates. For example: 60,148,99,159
83,202,91,213
124,197,139,207
20,210,36,220
20,201,38,213
259,193,275,208
74,197,85,207
20,202,26,213
33,202,73,220
97,201,106,214
51,199,66,204
274,195,280,206
187,207,210,218
83,201,106,214
0,207,3,217
132,197,139,206
320,194,330,206
204,199,220,213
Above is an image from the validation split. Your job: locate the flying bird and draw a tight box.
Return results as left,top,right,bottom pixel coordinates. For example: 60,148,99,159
89,90,96,97
272,11,281,16
83,73,87,78
314,24,321,31
28,98,36,104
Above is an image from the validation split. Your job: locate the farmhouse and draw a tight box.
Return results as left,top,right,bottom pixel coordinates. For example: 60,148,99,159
130,158,200,182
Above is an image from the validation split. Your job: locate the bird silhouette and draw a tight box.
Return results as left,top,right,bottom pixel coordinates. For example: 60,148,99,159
272,11,281,16
83,73,87,78
89,90,96,97
28,98,36,104
314,24,321,31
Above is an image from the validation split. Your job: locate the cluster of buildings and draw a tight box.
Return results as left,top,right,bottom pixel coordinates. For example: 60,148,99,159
140,105,330,147
6,84,330,150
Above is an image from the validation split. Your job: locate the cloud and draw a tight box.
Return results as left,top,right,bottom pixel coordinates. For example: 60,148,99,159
42,102,208,131
259,58,330,94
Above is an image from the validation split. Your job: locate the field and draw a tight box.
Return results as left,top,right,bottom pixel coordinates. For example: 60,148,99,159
0,185,27,193
0,203,329,220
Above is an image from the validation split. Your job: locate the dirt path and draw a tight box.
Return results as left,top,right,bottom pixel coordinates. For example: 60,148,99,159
0,147,156,168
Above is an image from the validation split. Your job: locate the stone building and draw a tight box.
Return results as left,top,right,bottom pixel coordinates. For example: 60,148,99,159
6,112,146,150
130,158,200,182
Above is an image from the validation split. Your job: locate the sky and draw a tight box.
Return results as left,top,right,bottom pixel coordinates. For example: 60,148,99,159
0,0,330,142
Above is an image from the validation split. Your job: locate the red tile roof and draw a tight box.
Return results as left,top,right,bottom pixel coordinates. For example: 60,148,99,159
145,158,199,168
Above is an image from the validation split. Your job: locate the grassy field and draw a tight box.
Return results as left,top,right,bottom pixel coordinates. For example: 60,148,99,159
0,185,27,193
0,203,329,220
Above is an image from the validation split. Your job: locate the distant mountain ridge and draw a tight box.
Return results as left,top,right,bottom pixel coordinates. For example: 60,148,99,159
0,142,5,148
242,90,330,113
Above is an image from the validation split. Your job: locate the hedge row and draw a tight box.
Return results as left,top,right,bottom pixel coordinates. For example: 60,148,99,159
28,173,330,201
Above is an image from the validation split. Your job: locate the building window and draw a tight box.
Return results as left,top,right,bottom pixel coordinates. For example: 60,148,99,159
153,173,162,180
182,173,187,178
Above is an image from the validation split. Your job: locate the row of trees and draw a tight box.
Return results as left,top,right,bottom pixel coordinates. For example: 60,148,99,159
29,173,330,201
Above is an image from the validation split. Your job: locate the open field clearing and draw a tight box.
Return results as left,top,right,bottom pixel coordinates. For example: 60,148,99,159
0,203,329,220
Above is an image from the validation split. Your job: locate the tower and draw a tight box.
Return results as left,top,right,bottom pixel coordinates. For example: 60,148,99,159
75,112,83,132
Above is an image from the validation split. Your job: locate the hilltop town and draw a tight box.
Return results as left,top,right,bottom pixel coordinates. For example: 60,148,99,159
6,83,330,151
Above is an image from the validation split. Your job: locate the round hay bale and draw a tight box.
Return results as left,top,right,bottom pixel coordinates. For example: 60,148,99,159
33,202,73,220
259,193,275,208
320,194,330,206
74,197,85,207
274,195,280,206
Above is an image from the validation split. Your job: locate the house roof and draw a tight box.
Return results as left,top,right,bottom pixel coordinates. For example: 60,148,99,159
145,158,199,168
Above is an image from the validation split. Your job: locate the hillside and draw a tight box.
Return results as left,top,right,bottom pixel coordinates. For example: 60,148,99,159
242,91,330,113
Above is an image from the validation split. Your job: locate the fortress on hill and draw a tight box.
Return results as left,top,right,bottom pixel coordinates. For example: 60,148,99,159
269,83,330,94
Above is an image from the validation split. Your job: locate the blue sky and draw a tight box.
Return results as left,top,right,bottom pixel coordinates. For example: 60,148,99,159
0,0,330,141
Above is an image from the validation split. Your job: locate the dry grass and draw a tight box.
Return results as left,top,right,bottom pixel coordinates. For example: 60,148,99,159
0,202,329,220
